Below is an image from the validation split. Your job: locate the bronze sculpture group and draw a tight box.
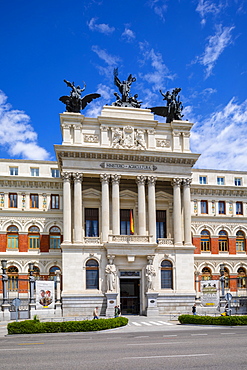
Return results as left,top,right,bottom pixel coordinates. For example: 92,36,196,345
59,69,184,123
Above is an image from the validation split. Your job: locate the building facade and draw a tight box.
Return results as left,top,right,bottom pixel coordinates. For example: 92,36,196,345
0,105,246,317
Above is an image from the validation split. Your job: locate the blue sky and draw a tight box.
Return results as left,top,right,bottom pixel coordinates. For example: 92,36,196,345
0,0,246,170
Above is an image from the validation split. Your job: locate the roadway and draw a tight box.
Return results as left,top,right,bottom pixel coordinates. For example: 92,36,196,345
0,318,246,369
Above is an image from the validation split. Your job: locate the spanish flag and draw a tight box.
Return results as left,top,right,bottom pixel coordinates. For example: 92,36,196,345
130,209,134,235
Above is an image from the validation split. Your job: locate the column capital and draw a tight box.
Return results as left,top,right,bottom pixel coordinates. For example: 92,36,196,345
100,173,111,183
183,178,192,187
136,175,146,185
111,174,121,184
147,176,157,185
73,172,83,182
61,172,72,181
171,177,182,187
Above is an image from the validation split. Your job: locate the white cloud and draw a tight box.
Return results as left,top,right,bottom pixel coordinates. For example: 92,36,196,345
92,45,121,78
196,0,223,25
85,83,115,117
191,98,247,170
88,17,115,35
197,25,234,78
0,90,50,160
139,42,175,90
122,27,135,42
147,0,168,21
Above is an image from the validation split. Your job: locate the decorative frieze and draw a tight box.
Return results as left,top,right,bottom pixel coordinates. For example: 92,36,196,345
100,162,157,171
84,134,99,143
156,139,171,148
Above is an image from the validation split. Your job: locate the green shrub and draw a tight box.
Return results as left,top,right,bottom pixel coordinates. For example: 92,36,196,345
7,317,128,335
178,314,247,326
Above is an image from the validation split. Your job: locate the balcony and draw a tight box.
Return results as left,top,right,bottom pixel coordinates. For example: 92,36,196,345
157,238,174,246
108,235,152,243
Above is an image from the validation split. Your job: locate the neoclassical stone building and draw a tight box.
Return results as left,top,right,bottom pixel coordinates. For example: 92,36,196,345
0,105,247,316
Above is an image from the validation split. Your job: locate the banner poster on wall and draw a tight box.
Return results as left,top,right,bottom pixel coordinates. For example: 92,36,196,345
36,280,55,309
201,280,220,306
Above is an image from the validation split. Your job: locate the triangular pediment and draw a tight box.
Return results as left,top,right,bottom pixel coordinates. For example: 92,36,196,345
155,190,173,201
120,189,137,199
82,188,101,199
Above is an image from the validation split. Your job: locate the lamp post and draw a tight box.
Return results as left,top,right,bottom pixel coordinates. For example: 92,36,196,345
220,263,225,298
1,260,8,305
28,262,35,304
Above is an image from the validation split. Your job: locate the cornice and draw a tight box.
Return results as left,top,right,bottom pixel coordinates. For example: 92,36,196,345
56,148,199,168
0,179,62,190
191,186,247,197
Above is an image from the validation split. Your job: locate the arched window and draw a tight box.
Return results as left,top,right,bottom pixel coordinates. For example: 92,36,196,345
201,267,212,281
86,259,99,289
33,266,40,280
238,267,246,289
49,266,61,280
161,260,173,289
200,230,210,252
7,225,19,249
219,230,228,252
49,226,61,249
236,231,245,252
7,266,18,291
224,267,230,289
28,226,40,249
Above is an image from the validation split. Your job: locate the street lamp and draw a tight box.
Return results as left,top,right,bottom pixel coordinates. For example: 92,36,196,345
220,263,225,297
1,259,8,304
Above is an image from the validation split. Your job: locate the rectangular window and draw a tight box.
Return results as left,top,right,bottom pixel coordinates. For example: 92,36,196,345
30,168,39,176
50,236,61,249
30,194,39,208
120,209,134,235
219,241,228,252
199,176,207,185
51,195,59,209
85,208,99,237
29,236,40,249
218,201,225,214
9,167,18,176
51,169,60,178
235,178,242,186
236,202,243,215
156,210,166,239
236,241,245,252
201,200,208,214
217,177,225,185
9,193,17,208
7,235,18,249
8,277,18,291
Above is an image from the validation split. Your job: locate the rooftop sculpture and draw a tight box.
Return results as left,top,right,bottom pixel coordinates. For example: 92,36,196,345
149,88,184,123
59,80,101,113
112,68,142,108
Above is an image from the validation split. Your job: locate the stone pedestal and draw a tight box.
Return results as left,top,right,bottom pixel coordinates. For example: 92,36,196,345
146,292,159,317
0,304,11,321
105,292,118,318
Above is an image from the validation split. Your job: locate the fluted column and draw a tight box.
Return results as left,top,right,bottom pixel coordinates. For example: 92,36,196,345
136,175,146,235
61,172,72,244
73,172,83,243
171,178,182,246
148,176,157,243
183,178,192,245
100,174,110,242
111,174,121,235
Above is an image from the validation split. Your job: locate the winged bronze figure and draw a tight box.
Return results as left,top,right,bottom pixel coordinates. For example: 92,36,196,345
149,88,184,123
59,79,101,113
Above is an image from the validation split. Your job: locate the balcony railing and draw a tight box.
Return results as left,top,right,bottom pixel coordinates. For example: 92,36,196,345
157,238,174,246
83,237,101,244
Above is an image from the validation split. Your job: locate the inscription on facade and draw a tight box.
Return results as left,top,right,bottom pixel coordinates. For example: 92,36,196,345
100,163,157,171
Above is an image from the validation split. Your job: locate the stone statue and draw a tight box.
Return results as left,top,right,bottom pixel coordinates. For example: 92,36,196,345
59,79,101,113
146,257,156,291
112,68,142,108
149,87,184,123
105,256,117,291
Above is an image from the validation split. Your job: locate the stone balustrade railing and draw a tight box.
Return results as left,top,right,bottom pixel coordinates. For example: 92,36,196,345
109,235,151,243
157,238,174,246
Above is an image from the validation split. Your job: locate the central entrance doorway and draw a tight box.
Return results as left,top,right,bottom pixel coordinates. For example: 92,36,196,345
120,271,140,315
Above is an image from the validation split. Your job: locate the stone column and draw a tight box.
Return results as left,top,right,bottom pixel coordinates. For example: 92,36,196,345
111,174,121,235
136,175,146,235
147,176,157,243
61,172,72,244
73,172,83,243
171,178,182,246
183,178,192,246
100,174,110,242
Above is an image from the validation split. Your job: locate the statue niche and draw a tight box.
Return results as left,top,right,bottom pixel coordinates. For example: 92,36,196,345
59,80,101,113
